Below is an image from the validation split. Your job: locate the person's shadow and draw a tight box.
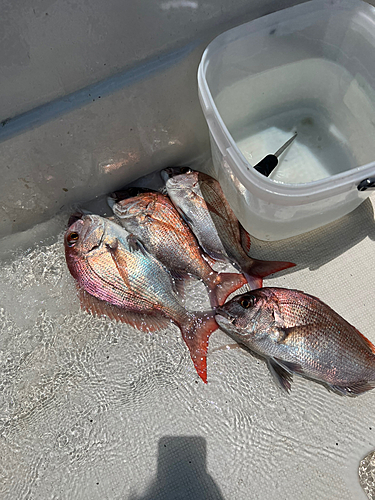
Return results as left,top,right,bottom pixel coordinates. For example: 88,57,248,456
129,436,224,500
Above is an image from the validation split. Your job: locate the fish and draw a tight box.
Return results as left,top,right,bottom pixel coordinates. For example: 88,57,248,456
161,168,295,288
64,214,218,382
215,287,375,396
111,191,247,308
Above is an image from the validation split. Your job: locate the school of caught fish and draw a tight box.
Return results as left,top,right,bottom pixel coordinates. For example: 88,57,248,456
64,168,375,396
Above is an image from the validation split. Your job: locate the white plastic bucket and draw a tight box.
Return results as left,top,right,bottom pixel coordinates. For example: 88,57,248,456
198,0,375,241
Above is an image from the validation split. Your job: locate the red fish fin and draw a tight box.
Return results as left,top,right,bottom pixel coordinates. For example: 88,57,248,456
204,198,227,220
328,381,375,396
181,312,219,383
239,224,251,254
243,274,263,290
355,327,375,355
246,258,296,281
77,287,169,333
121,312,170,333
209,272,248,308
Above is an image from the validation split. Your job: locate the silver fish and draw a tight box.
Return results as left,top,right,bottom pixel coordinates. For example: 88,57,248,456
162,168,295,288
215,287,375,396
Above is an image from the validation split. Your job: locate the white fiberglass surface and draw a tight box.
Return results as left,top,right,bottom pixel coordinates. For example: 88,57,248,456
1,192,375,499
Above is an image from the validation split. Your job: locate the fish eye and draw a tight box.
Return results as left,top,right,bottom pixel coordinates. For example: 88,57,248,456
67,232,79,247
239,296,255,309
180,167,192,174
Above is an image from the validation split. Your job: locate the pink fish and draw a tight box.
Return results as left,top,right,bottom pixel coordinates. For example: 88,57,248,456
111,191,247,308
64,214,218,382
216,287,375,396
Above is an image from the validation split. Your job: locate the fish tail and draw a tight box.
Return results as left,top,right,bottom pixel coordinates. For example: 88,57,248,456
244,259,296,289
214,272,248,307
181,312,219,383
206,272,248,308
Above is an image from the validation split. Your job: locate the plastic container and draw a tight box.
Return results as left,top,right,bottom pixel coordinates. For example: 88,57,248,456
198,0,375,241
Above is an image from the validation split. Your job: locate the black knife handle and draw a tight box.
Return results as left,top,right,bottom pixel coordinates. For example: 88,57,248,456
253,155,278,177
357,177,375,191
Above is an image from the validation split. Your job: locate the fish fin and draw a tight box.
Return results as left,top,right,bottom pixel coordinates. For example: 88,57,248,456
177,207,193,226
170,269,190,281
274,357,304,375
276,326,303,344
355,328,375,355
239,224,251,254
181,312,219,383
245,258,296,282
243,274,263,290
125,234,146,255
123,312,170,334
77,288,169,333
105,239,132,290
199,176,231,222
209,272,248,308
267,357,294,393
201,253,218,268
328,381,375,397
159,186,168,195
170,275,186,300
204,198,227,220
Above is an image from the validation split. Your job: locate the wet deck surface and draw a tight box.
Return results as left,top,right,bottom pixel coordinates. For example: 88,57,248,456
1,196,375,499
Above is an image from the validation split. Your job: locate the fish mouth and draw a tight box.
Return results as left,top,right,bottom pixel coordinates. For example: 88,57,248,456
110,187,154,202
215,308,236,324
67,209,96,228
160,169,172,183
113,199,139,219
68,212,85,227
80,215,105,252
215,311,240,338
161,166,191,181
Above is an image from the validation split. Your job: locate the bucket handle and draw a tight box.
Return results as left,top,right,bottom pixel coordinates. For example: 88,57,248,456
357,178,375,191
